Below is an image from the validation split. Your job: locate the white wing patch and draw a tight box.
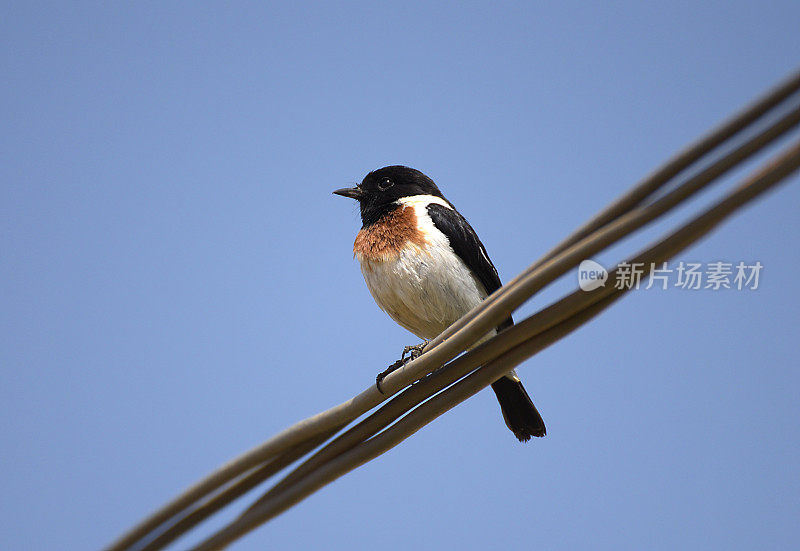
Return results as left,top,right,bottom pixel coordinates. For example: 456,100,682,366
397,194,453,211
397,195,453,244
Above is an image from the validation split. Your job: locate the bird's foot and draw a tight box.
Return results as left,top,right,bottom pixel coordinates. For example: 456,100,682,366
375,341,429,394
401,340,429,362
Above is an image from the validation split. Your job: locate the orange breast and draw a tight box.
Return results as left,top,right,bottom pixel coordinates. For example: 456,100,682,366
353,205,428,262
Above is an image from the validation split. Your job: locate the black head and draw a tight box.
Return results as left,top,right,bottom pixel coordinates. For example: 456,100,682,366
333,165,446,226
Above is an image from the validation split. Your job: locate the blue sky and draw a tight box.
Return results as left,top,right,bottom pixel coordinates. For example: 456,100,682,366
2,2,799,550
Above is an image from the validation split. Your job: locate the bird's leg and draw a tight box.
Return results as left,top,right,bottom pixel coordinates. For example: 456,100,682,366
376,340,430,394
401,340,429,362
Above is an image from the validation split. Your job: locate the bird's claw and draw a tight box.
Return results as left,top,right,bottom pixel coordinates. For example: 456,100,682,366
375,341,429,394
401,341,429,362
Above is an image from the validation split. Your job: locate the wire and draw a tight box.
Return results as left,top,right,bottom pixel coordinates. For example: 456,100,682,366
189,137,800,550
106,68,800,551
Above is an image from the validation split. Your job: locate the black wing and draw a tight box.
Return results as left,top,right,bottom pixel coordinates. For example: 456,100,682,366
426,203,512,330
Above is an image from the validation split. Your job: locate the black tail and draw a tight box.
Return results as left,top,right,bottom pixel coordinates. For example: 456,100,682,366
491,376,546,442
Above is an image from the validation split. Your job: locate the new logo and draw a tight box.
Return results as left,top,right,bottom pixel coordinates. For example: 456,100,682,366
578,259,608,291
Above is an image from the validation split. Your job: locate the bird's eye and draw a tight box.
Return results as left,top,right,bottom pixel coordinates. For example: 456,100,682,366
378,178,394,191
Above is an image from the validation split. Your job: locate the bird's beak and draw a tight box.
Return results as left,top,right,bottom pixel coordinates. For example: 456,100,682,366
333,186,364,200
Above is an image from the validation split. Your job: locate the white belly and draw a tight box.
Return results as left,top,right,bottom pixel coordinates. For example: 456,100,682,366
358,240,487,340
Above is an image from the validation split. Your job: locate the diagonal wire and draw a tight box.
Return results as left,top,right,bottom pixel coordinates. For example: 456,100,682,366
105,69,800,551
191,137,800,551
242,132,800,525
239,100,800,515
136,429,343,551
239,135,800,519
154,95,800,547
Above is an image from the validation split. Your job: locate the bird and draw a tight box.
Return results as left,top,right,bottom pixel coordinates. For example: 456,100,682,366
333,165,546,442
